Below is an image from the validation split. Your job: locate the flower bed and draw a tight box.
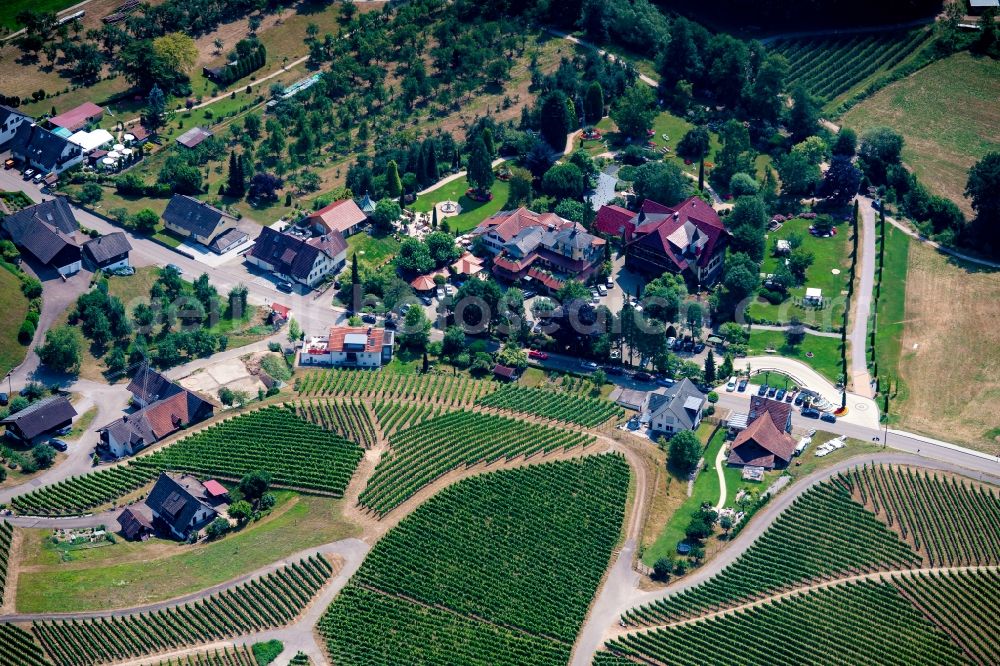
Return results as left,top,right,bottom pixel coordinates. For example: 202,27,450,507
465,188,493,202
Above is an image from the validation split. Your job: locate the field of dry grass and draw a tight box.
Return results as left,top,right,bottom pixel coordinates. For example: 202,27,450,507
895,241,1000,452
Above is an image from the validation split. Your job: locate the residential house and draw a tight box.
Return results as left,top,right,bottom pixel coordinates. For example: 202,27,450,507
623,197,729,286
8,122,84,175
268,302,290,326
644,378,706,436
47,102,104,132
97,366,215,458
357,192,376,218
471,208,606,290
304,198,368,237
594,204,637,242
175,126,213,149
493,364,518,381
300,326,394,368
124,472,218,540
2,197,82,275
246,226,347,288
118,504,155,541
161,195,238,247
0,395,77,441
83,232,132,271
0,105,32,147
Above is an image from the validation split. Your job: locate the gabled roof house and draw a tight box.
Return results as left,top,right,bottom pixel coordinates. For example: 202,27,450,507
2,197,82,275
727,396,796,470
8,122,84,174
304,198,367,237
0,105,32,146
645,378,707,436
132,472,218,540
161,195,238,247
0,395,78,441
621,197,729,285
246,226,347,288
83,232,132,271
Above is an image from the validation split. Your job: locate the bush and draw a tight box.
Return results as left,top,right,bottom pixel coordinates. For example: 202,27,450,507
32,443,57,469
205,517,230,540
260,354,292,381
652,557,673,582
17,319,35,344
268,341,282,352
707,391,719,403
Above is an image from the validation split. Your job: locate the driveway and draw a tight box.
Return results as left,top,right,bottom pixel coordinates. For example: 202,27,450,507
851,196,877,397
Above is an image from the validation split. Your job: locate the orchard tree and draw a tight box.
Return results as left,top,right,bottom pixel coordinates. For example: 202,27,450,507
610,84,656,140
966,152,1000,248
36,326,82,374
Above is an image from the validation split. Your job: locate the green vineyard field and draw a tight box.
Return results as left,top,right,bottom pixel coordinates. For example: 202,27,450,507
475,384,624,427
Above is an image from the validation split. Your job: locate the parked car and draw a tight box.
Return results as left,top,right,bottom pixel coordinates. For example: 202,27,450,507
801,408,821,419
775,388,786,401
55,425,72,436
807,428,817,436
596,285,607,296
726,377,737,392
580,361,599,371
605,277,614,288
361,313,377,324
166,263,183,274
693,342,706,353
820,412,837,424
634,372,653,382
666,337,677,349
605,366,625,376
384,319,398,330
737,379,748,392
785,390,795,403
681,338,694,352
445,284,455,296
528,349,549,360
656,377,675,388
32,172,44,184
400,303,412,315
757,384,768,396
522,289,537,299
767,386,778,397
794,392,806,406
49,438,68,452
23,168,35,180
420,295,433,306
0,392,7,406
436,287,445,298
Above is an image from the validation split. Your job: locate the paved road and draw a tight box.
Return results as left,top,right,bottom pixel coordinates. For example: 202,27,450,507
751,323,841,339
851,196,877,397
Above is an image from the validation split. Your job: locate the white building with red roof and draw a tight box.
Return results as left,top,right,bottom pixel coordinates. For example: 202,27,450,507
304,198,368,237
300,326,394,368
471,207,606,290
611,197,729,285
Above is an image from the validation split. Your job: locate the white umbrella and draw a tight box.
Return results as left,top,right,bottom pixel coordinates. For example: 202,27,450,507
113,143,125,151
120,148,133,155
123,133,135,142
101,157,116,165
107,151,121,159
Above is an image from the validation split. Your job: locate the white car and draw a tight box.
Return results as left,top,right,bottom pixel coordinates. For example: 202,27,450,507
726,377,737,392
597,285,607,296
445,284,455,296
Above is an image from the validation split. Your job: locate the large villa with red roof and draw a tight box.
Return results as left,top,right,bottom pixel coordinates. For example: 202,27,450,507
471,207,606,291
597,196,729,286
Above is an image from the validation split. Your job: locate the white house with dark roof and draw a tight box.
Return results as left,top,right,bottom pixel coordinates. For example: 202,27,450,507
83,232,132,271
8,122,84,175
644,378,707,436
247,226,347,288
2,197,82,275
161,195,238,246
120,472,217,540
0,105,32,147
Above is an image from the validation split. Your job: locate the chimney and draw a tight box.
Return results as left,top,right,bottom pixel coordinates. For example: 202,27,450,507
673,211,679,220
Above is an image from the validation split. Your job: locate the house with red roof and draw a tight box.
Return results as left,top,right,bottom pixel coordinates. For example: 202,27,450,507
621,197,729,286
300,326,395,368
471,207,606,289
47,102,104,132
304,198,368,237
727,396,796,470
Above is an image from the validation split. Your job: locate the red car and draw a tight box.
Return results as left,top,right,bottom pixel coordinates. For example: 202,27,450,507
528,350,549,360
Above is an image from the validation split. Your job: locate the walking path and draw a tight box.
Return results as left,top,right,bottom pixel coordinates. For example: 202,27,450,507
547,30,659,89
415,158,506,196
850,196,877,397
750,323,842,339
712,443,728,511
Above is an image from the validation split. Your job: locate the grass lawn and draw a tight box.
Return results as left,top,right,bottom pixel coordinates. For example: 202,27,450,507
65,406,98,441
873,224,910,417
574,116,617,156
346,232,401,272
15,491,359,612
841,52,1000,216
0,266,30,377
0,0,78,29
749,217,853,328
412,177,511,234
747,330,844,384
651,111,722,181
642,423,725,567
892,240,1000,452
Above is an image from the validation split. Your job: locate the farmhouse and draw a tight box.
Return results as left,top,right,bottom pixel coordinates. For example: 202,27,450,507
83,232,132,271
2,197,82,275
300,326,394,368
247,226,347,288
0,395,77,442
47,102,104,132
644,379,706,435
471,208,606,288
728,396,796,470
8,123,84,175
120,472,218,540
161,195,239,247
0,105,32,146
97,366,215,457
623,197,729,286
304,198,368,237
